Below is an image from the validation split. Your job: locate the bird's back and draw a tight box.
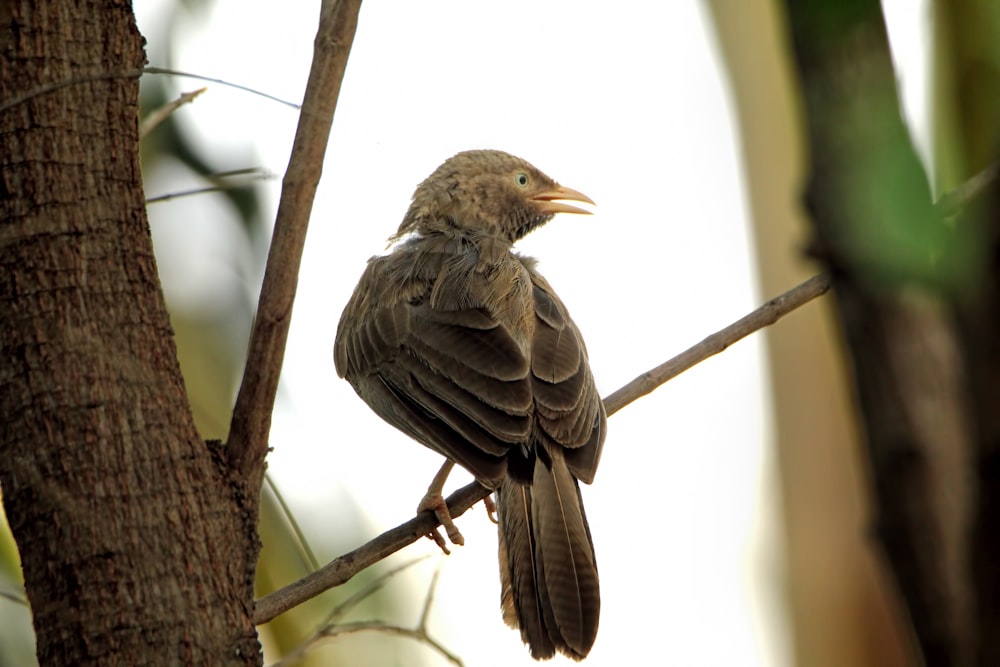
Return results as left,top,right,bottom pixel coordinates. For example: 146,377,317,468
334,229,604,486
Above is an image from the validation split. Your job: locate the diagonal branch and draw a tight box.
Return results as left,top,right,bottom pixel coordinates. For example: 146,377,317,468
255,482,490,626
603,272,831,415
226,0,362,480
253,271,831,625
266,557,461,667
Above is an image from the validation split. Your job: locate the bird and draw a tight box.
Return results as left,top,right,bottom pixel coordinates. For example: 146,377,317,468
334,149,607,660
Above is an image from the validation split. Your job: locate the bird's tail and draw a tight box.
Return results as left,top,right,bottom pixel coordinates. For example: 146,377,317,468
497,446,600,661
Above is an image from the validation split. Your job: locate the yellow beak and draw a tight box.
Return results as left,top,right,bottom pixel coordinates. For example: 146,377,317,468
531,185,595,216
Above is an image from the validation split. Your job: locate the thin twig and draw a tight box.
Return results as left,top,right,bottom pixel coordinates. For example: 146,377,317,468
255,482,489,625
417,564,443,630
139,87,206,138
936,162,999,217
268,556,457,667
253,272,832,624
145,167,275,204
143,67,300,109
0,65,299,115
275,621,464,667
265,473,321,573
0,587,28,606
225,0,363,478
322,556,429,625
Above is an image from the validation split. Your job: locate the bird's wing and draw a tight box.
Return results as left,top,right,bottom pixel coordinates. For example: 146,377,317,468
527,269,606,484
334,246,534,486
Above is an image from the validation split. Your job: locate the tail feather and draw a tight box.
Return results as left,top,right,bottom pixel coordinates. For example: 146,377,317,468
497,447,600,660
498,482,554,659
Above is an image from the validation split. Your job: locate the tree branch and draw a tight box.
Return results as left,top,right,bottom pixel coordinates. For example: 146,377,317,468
255,481,490,625
266,557,463,666
226,0,362,479
603,272,831,415
253,271,831,625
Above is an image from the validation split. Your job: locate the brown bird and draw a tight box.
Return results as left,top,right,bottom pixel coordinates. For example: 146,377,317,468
334,149,606,660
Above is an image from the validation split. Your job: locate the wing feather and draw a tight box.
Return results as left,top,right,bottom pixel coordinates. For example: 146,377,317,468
526,270,606,484
334,242,534,485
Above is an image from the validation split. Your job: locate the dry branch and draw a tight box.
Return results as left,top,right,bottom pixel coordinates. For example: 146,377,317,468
266,558,464,667
603,272,831,415
226,0,362,479
138,87,206,138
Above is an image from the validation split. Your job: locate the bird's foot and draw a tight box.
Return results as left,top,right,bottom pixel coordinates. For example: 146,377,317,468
484,494,498,524
418,491,464,555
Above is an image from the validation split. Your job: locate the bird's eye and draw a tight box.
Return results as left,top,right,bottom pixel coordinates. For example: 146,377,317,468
515,173,529,187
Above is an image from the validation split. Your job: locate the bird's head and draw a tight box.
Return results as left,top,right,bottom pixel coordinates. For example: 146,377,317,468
395,149,594,243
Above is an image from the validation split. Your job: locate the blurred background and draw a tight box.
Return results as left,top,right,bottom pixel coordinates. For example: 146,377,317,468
2,0,994,665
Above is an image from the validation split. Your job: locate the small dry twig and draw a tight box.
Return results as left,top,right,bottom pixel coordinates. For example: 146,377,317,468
138,87,206,138
0,587,28,606
936,162,999,217
143,66,300,109
268,557,461,667
145,167,276,205
264,473,321,573
225,0,363,479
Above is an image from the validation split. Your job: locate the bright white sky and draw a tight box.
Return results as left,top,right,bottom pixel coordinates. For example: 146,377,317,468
136,1,929,665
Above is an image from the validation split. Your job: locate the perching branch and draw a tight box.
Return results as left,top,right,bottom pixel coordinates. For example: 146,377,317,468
253,271,832,625
602,272,831,415
255,480,490,625
226,0,362,479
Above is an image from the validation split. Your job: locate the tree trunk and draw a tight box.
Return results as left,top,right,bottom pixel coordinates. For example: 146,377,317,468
781,1,1000,664
705,1,912,664
0,2,262,664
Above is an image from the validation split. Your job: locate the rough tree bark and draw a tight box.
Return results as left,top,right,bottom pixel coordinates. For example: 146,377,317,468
0,2,261,664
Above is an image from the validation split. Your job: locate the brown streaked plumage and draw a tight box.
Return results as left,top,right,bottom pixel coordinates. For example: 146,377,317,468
334,149,606,660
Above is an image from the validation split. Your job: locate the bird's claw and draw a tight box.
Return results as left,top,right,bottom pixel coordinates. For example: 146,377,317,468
418,491,464,554
426,528,451,555
484,494,498,524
